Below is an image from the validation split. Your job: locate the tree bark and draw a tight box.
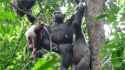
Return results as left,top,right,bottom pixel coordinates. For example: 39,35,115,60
86,0,105,70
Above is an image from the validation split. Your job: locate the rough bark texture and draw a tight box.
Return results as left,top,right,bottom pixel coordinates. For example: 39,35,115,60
86,0,105,70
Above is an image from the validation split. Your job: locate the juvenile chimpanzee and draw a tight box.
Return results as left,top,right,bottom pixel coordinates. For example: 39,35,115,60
12,0,36,23
25,2,87,70
49,11,75,70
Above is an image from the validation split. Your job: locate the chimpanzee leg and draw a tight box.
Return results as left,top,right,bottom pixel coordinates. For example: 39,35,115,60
76,55,90,70
60,52,72,70
59,44,73,70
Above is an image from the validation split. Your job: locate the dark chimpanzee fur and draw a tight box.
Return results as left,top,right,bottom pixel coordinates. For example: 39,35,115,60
25,2,89,70
12,0,36,23
48,11,74,70
72,3,90,69
72,33,90,70
75,0,85,4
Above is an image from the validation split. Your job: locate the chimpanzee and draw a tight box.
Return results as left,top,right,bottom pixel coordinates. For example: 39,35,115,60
66,2,90,70
72,8,90,70
12,0,36,23
25,2,89,70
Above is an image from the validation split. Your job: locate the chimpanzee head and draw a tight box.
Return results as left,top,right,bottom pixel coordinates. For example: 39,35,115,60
53,11,65,23
12,0,36,23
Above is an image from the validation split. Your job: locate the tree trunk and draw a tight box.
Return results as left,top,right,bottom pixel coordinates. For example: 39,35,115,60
86,0,105,70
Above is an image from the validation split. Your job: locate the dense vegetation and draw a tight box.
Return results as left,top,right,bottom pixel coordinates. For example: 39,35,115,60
0,0,125,70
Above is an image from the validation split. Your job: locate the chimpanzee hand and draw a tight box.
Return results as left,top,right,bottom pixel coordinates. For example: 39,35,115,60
36,50,44,58
77,1,86,11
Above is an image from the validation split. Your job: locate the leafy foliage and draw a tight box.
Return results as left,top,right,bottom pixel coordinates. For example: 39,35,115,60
100,0,125,70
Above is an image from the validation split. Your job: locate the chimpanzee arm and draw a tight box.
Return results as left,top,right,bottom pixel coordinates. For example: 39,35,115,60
66,2,86,26
72,2,86,39
27,13,36,23
72,2,86,27
59,44,73,70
